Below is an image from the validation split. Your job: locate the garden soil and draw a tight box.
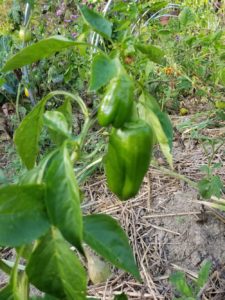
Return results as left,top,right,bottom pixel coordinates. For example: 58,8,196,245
0,115,225,299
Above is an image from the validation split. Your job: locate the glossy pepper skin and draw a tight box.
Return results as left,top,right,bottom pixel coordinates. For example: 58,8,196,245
104,120,154,200
97,73,134,128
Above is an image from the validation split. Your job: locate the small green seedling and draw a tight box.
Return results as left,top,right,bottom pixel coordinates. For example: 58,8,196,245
170,261,212,300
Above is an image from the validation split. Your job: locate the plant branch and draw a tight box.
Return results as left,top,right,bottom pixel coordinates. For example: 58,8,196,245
44,90,89,119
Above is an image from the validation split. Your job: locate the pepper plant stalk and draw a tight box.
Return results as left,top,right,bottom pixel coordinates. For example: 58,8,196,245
20,2,36,106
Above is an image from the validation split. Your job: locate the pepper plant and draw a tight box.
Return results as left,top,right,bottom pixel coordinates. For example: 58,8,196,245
0,3,173,299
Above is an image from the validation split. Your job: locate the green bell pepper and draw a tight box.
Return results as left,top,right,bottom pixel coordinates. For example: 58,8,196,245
104,120,154,200
97,73,134,128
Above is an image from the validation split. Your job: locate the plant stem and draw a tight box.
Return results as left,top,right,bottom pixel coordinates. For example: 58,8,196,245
16,82,21,121
151,161,198,189
22,2,36,106
22,67,36,106
18,272,29,300
2,259,25,271
24,2,32,28
10,247,24,300
77,157,103,181
78,117,94,150
43,90,89,119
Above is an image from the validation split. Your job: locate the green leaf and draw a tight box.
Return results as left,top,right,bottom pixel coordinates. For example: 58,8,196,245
0,185,50,247
44,146,83,252
220,52,225,61
148,1,168,12
78,5,112,39
14,90,87,169
198,176,223,199
158,29,172,36
219,68,225,86
90,54,117,91
179,7,195,27
170,271,193,297
197,261,212,288
14,96,47,169
44,111,70,135
212,162,223,170
26,229,87,300
156,111,173,152
200,165,210,174
139,92,173,168
114,293,128,300
0,77,6,87
83,214,141,281
211,30,223,44
57,99,72,130
135,44,165,64
20,151,55,185
2,36,79,72
44,111,71,145
0,284,13,300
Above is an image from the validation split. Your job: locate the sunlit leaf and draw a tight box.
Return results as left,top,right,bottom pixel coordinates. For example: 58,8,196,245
57,99,72,130
44,111,71,145
139,92,173,168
